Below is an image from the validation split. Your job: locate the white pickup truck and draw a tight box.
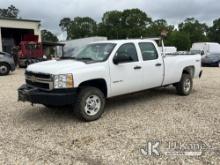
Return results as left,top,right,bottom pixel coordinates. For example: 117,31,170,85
18,39,202,121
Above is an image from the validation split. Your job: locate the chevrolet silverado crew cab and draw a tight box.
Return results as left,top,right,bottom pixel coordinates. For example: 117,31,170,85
18,39,202,121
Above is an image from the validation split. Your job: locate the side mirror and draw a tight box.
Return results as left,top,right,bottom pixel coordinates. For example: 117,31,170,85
113,56,119,65
201,51,205,56
113,53,132,65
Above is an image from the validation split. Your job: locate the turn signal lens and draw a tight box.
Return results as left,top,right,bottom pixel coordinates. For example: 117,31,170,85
66,74,74,88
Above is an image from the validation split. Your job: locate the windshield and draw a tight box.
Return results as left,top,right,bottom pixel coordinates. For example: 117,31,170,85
72,43,116,62
208,53,220,58
190,50,202,55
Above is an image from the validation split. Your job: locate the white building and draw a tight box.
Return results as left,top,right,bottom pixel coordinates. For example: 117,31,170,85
0,18,41,53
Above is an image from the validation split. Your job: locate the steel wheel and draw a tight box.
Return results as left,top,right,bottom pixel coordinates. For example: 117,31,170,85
176,74,193,96
84,95,101,116
74,87,105,121
183,78,191,93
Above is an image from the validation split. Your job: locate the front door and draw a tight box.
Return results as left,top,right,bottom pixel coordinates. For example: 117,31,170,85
109,43,143,97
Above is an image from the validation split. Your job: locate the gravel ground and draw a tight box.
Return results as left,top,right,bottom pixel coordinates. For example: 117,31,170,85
0,67,220,165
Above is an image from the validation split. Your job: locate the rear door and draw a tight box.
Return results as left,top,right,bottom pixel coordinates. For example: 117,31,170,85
138,42,164,89
109,42,143,97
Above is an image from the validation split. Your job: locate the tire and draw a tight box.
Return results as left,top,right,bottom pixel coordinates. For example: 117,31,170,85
176,74,193,96
74,86,105,121
0,63,10,76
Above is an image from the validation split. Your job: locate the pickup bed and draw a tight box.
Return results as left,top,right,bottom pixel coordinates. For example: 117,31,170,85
18,39,202,121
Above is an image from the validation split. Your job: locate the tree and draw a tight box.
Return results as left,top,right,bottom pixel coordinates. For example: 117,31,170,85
41,30,58,42
70,17,97,39
59,17,72,40
122,8,152,38
166,31,191,51
59,17,97,39
178,18,208,45
97,10,124,39
146,19,174,37
208,18,220,43
0,5,19,18
98,9,152,39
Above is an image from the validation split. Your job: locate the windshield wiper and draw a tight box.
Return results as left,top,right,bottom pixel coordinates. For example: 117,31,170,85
60,56,77,60
76,57,94,61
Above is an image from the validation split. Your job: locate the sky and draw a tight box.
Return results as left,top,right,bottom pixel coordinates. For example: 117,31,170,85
1,0,220,40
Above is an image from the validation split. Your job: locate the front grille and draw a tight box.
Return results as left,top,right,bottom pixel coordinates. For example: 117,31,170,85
25,71,51,79
25,71,53,90
26,80,50,89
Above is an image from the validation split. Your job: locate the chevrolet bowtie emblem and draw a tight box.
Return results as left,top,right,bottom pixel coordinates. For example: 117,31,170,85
30,76,36,82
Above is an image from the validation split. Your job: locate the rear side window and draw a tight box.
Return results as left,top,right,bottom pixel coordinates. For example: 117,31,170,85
139,42,158,61
116,43,138,62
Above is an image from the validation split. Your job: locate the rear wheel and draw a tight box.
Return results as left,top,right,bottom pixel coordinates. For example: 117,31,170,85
74,87,105,121
176,74,193,96
0,63,10,76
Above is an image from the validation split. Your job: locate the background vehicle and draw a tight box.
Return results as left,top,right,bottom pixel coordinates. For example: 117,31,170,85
190,42,220,67
0,52,16,76
18,39,202,121
202,53,220,67
18,35,44,67
191,42,220,56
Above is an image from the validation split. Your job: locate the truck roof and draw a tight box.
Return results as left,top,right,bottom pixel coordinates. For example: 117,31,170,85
91,39,156,44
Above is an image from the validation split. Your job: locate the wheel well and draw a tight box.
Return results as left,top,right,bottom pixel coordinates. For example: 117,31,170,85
182,66,195,77
79,79,107,97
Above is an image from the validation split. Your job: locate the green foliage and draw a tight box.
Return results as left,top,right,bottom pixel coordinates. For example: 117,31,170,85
58,8,220,51
208,18,220,43
178,18,208,45
122,9,152,38
59,17,72,39
41,30,58,42
166,31,191,51
97,10,124,39
146,19,174,37
59,17,97,40
97,9,152,39
0,5,19,18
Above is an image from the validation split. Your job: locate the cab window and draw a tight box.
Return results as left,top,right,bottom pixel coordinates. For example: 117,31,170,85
116,43,138,63
139,42,158,61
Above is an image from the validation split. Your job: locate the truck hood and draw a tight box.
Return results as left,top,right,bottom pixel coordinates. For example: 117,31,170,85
27,59,89,74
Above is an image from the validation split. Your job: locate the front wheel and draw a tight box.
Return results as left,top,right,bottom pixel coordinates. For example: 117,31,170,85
176,74,193,96
74,87,105,121
0,63,10,76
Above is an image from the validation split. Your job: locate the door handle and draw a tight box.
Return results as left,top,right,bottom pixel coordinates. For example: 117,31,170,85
155,63,162,67
134,66,142,70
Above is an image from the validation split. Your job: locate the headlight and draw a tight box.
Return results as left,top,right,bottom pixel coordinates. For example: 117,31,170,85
53,74,74,89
